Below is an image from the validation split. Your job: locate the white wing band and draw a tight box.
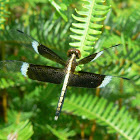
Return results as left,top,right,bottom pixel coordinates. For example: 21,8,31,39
98,76,112,88
32,40,39,54
91,51,103,62
21,62,29,77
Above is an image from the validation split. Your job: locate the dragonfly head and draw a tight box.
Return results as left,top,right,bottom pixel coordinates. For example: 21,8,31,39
67,48,81,59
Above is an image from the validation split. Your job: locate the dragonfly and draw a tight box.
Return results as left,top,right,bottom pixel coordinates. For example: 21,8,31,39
0,29,130,120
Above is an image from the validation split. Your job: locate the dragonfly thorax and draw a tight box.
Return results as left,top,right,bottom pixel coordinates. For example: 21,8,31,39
65,53,77,73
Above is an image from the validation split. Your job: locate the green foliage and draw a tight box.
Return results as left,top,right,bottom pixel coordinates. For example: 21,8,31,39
49,0,68,21
0,73,32,89
0,0,10,30
0,120,33,140
63,94,140,140
0,0,139,140
70,0,111,57
47,124,76,140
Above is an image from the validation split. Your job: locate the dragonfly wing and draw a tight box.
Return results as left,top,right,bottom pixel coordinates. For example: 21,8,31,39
0,60,65,84
68,71,130,89
77,44,121,65
9,29,66,65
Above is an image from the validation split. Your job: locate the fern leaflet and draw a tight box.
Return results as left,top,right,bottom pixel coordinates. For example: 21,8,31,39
47,125,76,140
63,94,140,140
69,0,110,57
0,120,33,140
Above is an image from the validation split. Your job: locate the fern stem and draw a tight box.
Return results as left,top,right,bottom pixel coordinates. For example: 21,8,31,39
2,90,8,123
64,95,140,140
70,0,110,57
89,120,96,140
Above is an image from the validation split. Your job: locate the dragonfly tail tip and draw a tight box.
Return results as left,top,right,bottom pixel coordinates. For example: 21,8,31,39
54,116,58,121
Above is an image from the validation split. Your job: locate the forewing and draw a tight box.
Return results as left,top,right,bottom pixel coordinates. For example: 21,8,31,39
0,60,65,84
9,29,66,65
78,44,121,65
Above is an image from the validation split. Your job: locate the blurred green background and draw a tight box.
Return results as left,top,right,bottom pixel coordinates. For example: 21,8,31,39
0,0,140,140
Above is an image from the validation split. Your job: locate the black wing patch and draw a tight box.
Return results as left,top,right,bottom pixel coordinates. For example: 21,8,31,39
27,64,65,84
0,60,65,84
78,44,121,65
9,29,66,66
68,71,129,89
0,60,130,89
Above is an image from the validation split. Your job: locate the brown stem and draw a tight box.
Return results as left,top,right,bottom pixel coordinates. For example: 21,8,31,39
2,90,8,123
80,123,85,139
89,120,96,140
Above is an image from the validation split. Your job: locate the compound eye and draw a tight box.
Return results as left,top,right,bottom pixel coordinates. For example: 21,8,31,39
67,48,81,59
75,50,81,59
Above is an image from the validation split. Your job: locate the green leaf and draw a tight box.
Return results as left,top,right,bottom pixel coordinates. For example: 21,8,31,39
63,94,140,140
0,0,10,30
69,0,111,57
0,120,33,140
49,0,68,21
47,125,76,140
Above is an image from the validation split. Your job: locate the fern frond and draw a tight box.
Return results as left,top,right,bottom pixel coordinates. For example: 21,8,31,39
7,109,33,123
0,73,32,89
69,0,110,57
49,0,68,21
113,8,140,38
47,125,76,140
0,0,10,30
0,120,33,140
63,94,140,140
